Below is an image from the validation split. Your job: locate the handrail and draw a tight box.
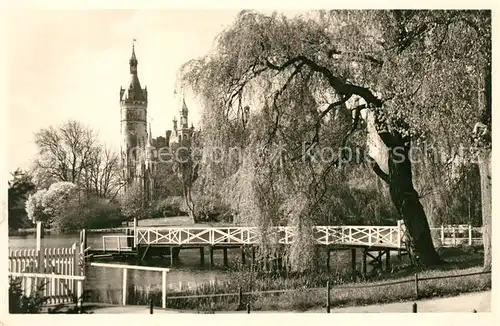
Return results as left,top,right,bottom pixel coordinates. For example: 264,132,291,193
8,272,86,281
90,262,170,272
90,262,169,308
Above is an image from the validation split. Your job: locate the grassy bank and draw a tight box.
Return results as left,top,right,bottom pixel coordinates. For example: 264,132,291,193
156,266,489,312
85,247,489,312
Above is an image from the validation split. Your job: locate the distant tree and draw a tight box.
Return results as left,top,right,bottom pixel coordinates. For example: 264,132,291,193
32,120,122,199
154,162,184,197
33,120,96,185
8,169,36,230
82,145,122,199
171,132,201,223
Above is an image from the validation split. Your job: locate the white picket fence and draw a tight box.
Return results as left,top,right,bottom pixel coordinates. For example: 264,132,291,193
8,243,83,305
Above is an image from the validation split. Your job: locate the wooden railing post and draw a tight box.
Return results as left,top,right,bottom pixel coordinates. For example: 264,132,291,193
122,268,128,306
36,222,45,290
412,302,417,313
162,270,167,309
414,273,419,300
149,298,154,314
238,287,243,309
80,229,87,276
77,279,83,308
468,225,472,246
117,237,121,252
133,218,138,247
441,225,445,246
397,220,402,248
326,281,331,313
71,243,77,295
36,222,44,270
452,227,456,246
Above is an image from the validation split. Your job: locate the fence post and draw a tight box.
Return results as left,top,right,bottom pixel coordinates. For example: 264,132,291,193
247,302,251,314
468,225,472,246
36,222,45,273
80,229,87,276
326,281,331,313
162,270,167,309
412,302,417,313
452,227,456,246
122,268,128,306
397,220,402,248
149,298,154,314
414,273,419,300
77,279,83,309
71,243,77,297
238,287,243,309
441,225,444,245
133,218,138,248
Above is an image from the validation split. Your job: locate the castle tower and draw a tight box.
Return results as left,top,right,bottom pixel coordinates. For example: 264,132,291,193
120,42,149,194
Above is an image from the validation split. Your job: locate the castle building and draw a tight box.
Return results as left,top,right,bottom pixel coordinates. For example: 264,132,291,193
120,43,195,203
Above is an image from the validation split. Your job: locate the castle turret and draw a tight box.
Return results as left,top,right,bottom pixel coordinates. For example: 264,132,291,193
120,41,148,190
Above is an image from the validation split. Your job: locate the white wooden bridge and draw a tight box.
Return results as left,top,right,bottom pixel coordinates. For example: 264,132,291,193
134,223,405,248
98,221,482,253
90,221,482,274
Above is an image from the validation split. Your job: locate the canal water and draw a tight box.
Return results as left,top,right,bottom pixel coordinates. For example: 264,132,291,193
9,232,238,303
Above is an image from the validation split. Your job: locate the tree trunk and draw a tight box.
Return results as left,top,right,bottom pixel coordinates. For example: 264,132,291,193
183,186,197,223
476,62,492,271
385,140,442,266
366,110,442,266
477,150,491,271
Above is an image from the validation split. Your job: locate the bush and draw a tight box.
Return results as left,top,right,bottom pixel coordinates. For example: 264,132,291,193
61,197,125,231
186,195,234,223
9,277,48,313
151,197,186,218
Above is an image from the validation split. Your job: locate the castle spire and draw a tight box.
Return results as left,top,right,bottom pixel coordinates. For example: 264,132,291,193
147,119,153,146
129,39,138,74
181,97,189,115
121,40,147,102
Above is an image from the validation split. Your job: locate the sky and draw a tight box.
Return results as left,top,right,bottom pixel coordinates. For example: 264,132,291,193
7,9,243,172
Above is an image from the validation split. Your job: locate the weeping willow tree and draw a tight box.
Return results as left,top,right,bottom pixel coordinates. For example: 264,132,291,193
181,10,491,269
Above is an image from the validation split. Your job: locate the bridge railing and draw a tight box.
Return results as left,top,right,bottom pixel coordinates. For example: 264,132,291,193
135,223,404,248
430,225,483,247
90,262,170,309
102,235,135,252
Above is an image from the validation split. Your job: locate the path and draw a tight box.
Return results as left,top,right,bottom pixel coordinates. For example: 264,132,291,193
88,291,491,314
320,291,491,313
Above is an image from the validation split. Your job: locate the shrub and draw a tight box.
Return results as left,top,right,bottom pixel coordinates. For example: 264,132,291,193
152,196,186,218
185,195,234,223
59,197,125,232
9,277,48,313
